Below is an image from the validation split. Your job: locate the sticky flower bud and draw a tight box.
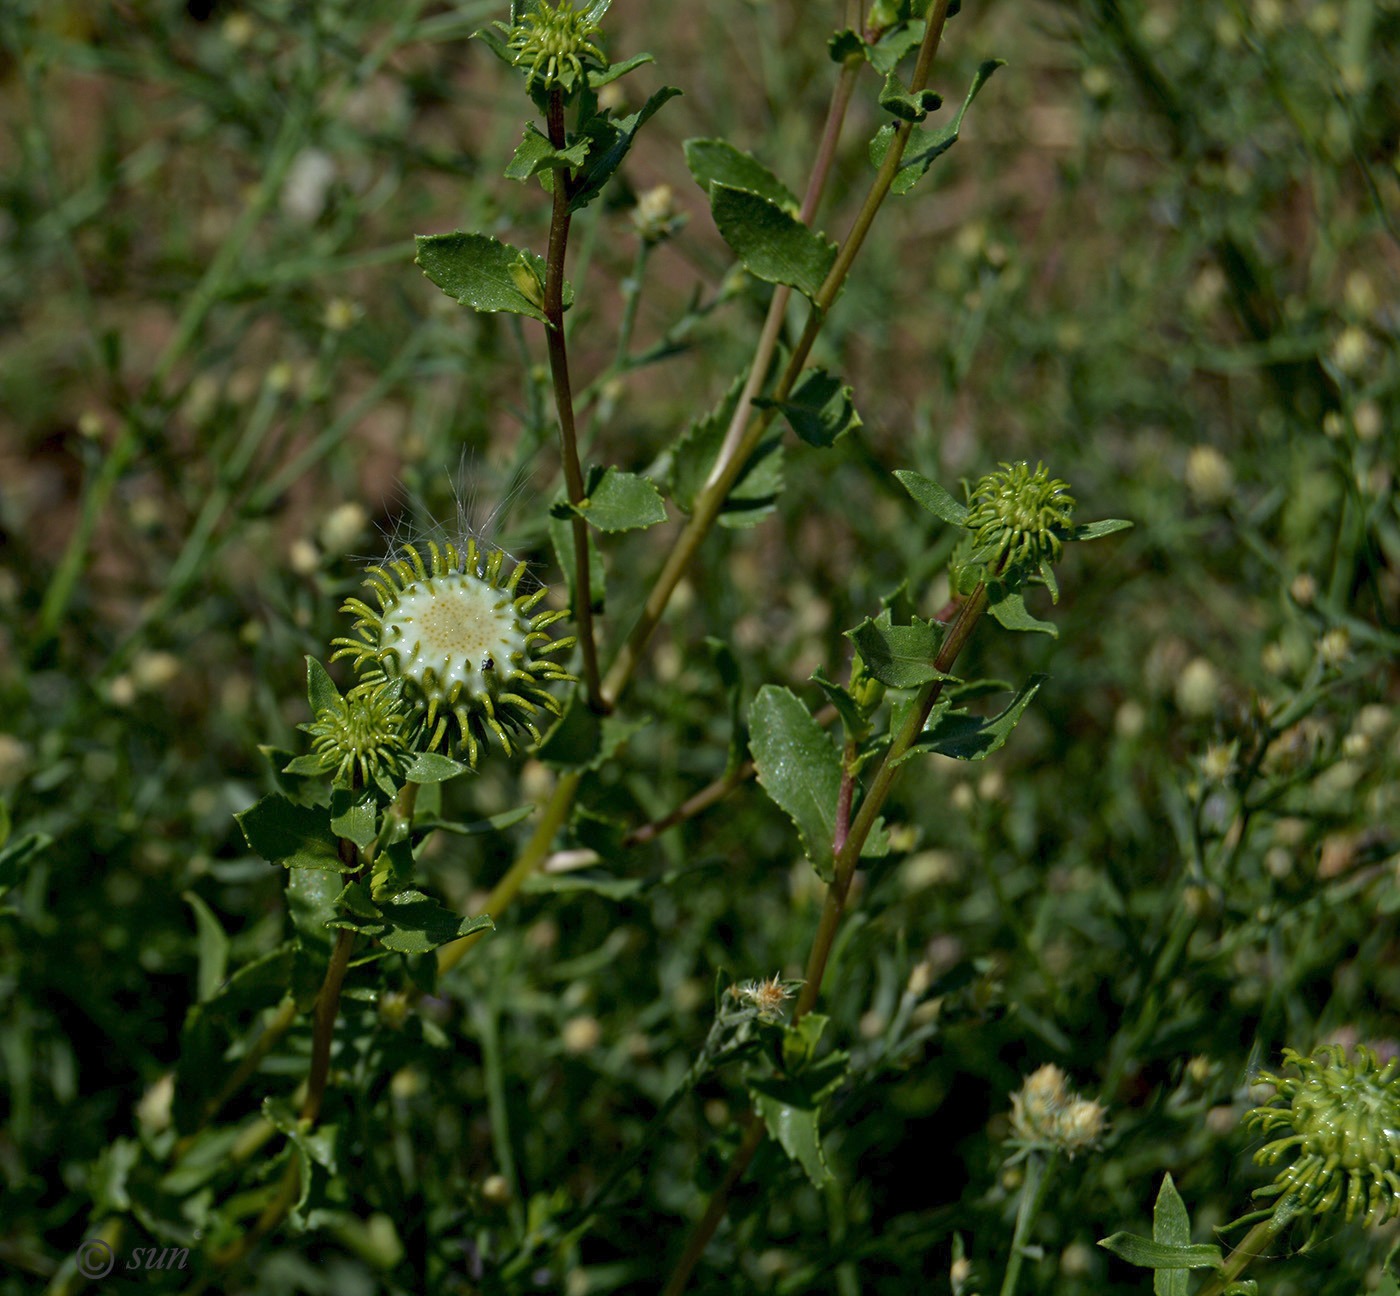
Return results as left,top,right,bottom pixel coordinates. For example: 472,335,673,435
1245,1045,1400,1228
332,540,577,767
957,461,1076,590
504,1,605,90
298,677,411,791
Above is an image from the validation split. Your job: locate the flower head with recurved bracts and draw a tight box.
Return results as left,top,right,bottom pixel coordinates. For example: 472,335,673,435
332,539,577,768
505,1,605,90
1245,1045,1400,1229
297,677,411,793
964,462,1076,576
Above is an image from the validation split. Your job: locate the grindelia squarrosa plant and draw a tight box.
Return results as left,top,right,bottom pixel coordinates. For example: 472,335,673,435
5,0,1399,1293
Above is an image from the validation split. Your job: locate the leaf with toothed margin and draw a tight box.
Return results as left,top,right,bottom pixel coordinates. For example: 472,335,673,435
415,232,573,325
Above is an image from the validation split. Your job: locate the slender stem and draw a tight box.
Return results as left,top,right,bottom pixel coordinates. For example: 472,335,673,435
301,926,356,1124
659,1115,767,1296
998,1150,1057,1296
832,738,858,858
437,770,583,976
795,581,987,1019
1194,1197,1303,1296
606,8,947,705
543,86,603,710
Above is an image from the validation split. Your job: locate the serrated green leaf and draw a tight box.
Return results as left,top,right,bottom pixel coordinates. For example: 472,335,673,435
504,122,590,182
708,184,837,301
569,86,681,213
668,372,785,529
286,867,341,953
846,608,950,689
749,1038,849,1189
330,788,377,850
987,585,1057,637
871,58,1005,195
1071,517,1134,541
1096,1233,1222,1271
1154,1173,1192,1296
566,466,668,532
183,892,230,1003
748,686,840,879
404,751,469,783
306,656,341,715
684,138,799,213
900,675,1045,764
894,469,970,526
330,890,493,954
754,368,862,447
865,20,924,73
333,879,383,921
879,71,942,121
415,232,571,325
828,28,864,62
237,794,345,870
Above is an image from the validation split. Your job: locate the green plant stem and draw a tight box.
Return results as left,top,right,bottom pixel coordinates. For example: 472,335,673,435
436,770,583,976
665,580,988,1295
606,10,944,705
998,1150,1057,1296
1194,1195,1304,1296
301,926,356,1125
796,579,987,1018
543,86,603,711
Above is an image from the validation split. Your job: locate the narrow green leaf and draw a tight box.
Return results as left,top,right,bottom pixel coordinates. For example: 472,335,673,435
894,469,970,526
567,466,668,532
333,879,383,921
183,892,230,1003
987,585,1057,638
504,122,590,181
415,805,536,836
586,51,654,88
754,368,862,447
748,686,840,879
748,1040,849,1189
668,372,784,528
1096,1233,1222,1271
684,138,799,213
810,666,869,741
404,751,469,783
708,184,837,301
901,675,1046,764
0,830,49,896
415,232,571,325
569,86,681,213
306,656,341,716
1071,517,1134,541
846,608,950,689
237,794,346,870
1153,1173,1192,1296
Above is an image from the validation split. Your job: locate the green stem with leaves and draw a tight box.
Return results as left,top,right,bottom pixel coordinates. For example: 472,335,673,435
544,85,603,710
999,1150,1058,1296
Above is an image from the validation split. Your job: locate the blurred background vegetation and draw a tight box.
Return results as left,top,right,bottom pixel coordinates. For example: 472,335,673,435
1,0,1398,1292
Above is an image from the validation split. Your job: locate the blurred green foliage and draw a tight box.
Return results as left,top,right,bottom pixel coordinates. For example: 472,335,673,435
0,0,1398,1293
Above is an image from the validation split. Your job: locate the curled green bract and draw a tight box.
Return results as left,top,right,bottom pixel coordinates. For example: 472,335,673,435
331,540,577,768
300,679,411,792
505,1,605,89
965,461,1076,574
1245,1045,1400,1228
